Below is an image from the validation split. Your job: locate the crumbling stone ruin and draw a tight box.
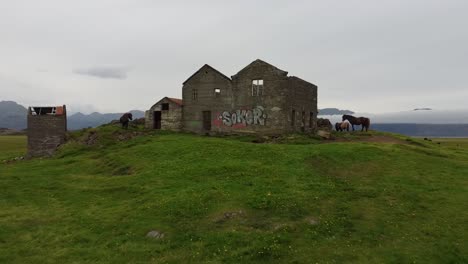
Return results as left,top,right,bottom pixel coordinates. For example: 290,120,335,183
145,97,183,130
27,105,67,157
145,59,318,135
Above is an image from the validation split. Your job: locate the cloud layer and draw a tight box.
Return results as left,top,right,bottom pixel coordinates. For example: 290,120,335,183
0,0,467,113
73,66,129,79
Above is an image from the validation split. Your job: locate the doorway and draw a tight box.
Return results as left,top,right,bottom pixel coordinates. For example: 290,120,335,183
202,111,211,131
153,111,161,129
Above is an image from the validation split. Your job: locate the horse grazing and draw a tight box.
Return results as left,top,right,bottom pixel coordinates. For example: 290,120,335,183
335,120,351,132
119,113,133,129
335,122,342,131
342,114,370,132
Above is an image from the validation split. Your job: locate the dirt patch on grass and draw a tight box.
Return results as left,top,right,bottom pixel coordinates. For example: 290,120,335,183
213,210,246,223
326,135,408,145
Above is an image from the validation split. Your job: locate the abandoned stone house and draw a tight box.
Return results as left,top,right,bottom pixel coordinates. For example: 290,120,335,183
145,97,183,130
145,59,318,134
27,105,67,157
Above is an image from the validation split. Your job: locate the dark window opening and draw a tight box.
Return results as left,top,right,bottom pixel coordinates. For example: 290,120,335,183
309,112,314,128
301,111,306,132
291,110,296,127
162,103,169,110
214,88,221,97
252,79,264,96
192,89,198,101
30,106,64,116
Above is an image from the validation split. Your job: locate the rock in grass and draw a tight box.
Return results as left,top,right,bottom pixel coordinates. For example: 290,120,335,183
146,230,164,239
307,217,319,225
223,210,243,219
317,130,331,139
215,210,245,223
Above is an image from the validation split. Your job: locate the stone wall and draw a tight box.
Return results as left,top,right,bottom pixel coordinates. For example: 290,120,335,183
145,98,183,131
288,76,318,133
181,60,318,135
27,106,67,157
182,64,233,133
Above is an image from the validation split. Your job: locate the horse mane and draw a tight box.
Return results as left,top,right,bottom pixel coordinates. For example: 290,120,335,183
342,114,357,122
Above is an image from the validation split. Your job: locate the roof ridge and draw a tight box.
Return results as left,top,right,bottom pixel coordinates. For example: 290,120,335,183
183,64,231,85
232,59,288,78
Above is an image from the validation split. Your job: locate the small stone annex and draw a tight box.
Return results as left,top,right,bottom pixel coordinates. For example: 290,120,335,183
27,105,67,157
145,59,318,135
145,97,183,131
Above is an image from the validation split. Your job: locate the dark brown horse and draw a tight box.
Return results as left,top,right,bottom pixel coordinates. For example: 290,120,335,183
335,122,342,131
119,113,133,129
342,114,370,132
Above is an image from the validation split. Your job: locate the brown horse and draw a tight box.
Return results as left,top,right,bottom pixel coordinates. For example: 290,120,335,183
335,121,351,132
119,113,133,129
342,114,370,132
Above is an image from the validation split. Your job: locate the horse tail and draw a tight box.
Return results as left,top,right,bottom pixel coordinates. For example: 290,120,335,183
365,118,370,131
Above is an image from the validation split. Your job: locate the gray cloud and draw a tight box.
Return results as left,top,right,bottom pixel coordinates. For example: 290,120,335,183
73,66,129,79
1,0,467,114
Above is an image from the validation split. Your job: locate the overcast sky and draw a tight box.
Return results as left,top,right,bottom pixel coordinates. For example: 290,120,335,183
1,0,467,114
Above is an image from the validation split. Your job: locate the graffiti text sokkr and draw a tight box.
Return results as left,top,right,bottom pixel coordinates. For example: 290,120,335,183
215,106,267,127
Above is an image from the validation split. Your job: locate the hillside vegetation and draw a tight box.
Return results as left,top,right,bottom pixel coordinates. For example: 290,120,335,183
0,126,467,263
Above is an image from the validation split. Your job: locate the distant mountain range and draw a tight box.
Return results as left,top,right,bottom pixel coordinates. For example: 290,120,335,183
320,109,468,124
319,109,468,137
0,101,144,130
0,101,27,130
67,110,145,130
318,108,354,115
2,101,468,136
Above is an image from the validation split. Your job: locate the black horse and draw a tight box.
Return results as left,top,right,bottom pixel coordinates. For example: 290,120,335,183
342,114,370,132
119,113,133,129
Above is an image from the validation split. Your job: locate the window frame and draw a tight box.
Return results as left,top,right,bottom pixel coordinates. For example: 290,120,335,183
214,88,221,97
291,109,296,127
309,112,314,128
192,88,198,101
251,79,264,96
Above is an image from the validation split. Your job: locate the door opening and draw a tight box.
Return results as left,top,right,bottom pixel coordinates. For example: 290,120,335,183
202,111,211,131
153,111,161,129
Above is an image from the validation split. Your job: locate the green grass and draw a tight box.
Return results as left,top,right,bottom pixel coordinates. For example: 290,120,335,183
1,128,467,263
0,135,26,161
432,138,468,149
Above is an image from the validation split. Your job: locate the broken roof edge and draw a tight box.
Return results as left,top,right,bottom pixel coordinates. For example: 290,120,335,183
289,76,318,87
167,97,183,106
182,64,231,85
231,59,288,79
29,105,67,116
150,97,183,109
29,105,66,108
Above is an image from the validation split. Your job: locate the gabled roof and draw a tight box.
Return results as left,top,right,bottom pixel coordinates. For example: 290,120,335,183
289,76,317,87
182,64,231,85
167,97,183,106
232,59,288,78
151,97,183,109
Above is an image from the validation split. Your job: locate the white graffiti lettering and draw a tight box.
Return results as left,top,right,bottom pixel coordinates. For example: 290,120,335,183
216,106,267,127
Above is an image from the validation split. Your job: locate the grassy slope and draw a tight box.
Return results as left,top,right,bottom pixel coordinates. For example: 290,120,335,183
0,127,467,263
0,135,26,161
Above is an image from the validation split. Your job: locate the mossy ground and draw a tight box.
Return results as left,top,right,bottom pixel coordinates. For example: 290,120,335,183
1,126,467,263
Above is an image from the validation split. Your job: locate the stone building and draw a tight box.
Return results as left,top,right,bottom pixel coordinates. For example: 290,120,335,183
145,97,183,130
146,59,318,135
27,105,67,157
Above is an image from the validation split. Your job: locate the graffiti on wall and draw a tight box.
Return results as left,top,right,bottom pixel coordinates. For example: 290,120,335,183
214,106,267,128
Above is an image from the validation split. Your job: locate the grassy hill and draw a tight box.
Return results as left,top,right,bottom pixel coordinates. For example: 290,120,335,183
0,126,467,263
